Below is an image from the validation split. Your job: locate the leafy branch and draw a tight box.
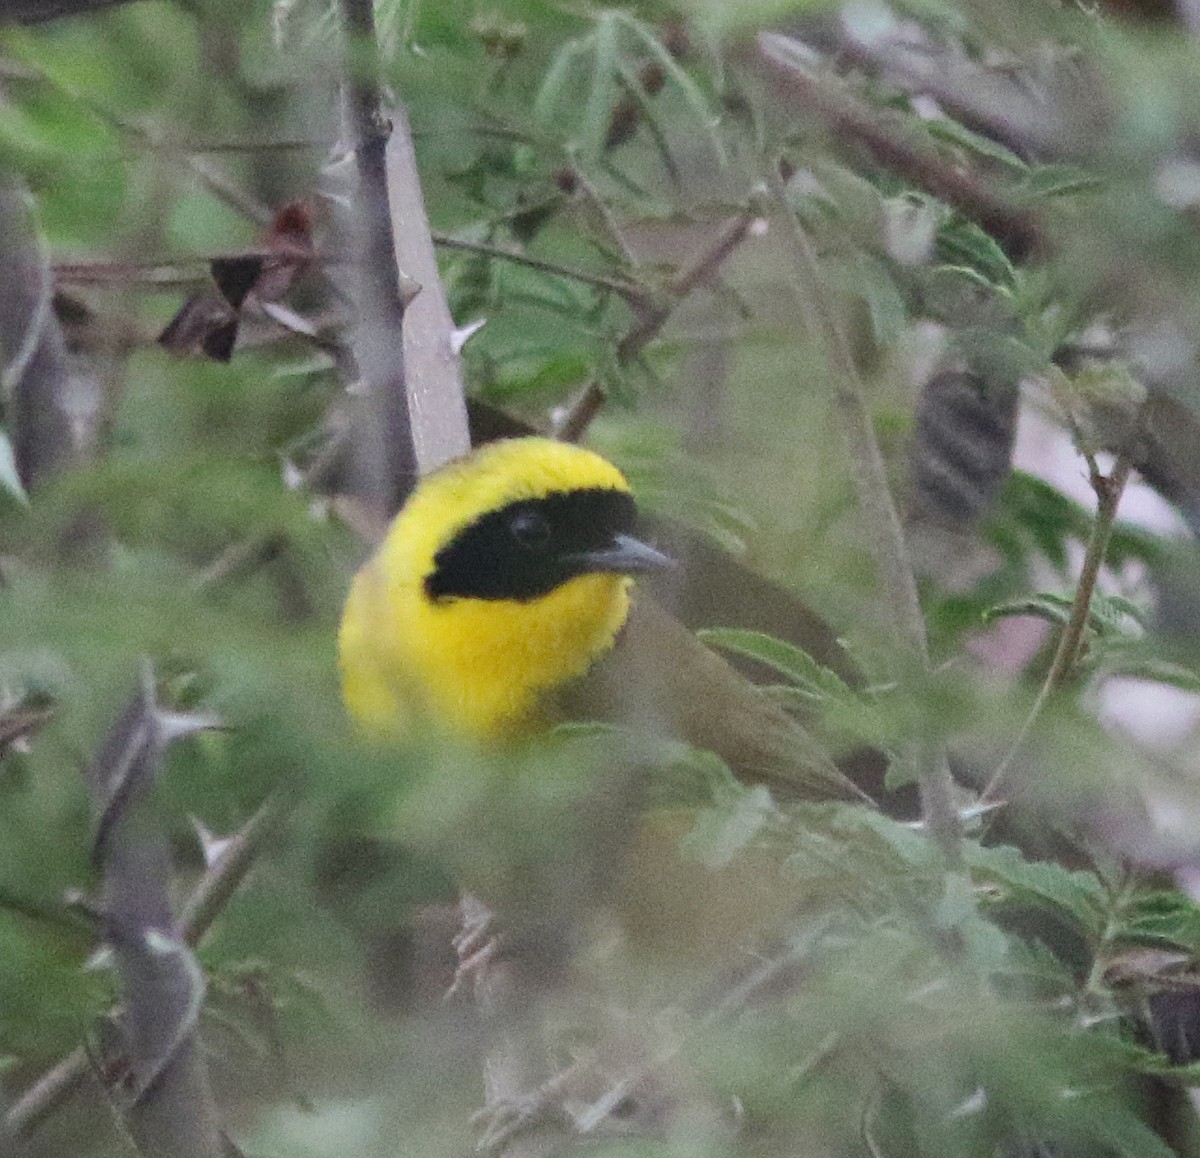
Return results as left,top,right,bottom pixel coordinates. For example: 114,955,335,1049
768,166,962,862
982,455,1135,805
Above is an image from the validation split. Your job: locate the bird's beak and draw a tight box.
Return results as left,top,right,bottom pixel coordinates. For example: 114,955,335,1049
570,533,676,576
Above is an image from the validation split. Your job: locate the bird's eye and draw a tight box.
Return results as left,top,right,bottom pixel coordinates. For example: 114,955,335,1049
509,509,551,548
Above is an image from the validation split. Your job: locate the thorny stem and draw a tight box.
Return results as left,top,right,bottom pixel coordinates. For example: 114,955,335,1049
339,0,419,504
179,787,293,944
6,789,291,1138
981,456,1134,805
768,168,962,862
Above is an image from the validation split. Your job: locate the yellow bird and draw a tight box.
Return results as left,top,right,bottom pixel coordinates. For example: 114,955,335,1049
339,435,861,800
339,436,672,742
335,436,871,989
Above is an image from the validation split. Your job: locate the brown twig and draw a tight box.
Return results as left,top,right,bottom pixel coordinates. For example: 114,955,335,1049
53,258,212,288
757,33,1046,264
555,213,758,442
981,455,1134,805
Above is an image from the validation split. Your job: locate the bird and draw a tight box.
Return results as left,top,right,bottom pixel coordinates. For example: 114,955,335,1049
339,434,863,798
339,436,672,743
335,435,869,995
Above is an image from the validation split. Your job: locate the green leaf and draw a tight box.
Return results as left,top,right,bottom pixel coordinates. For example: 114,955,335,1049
983,592,1074,628
925,117,1029,171
983,592,1143,642
697,628,858,703
1121,890,1200,952
1020,165,1103,198
1080,592,1143,639
580,16,621,160
935,217,1017,287
533,36,590,136
682,784,776,869
612,11,728,168
964,842,1107,939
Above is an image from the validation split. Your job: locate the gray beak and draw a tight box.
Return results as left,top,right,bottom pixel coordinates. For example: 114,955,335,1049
570,533,676,576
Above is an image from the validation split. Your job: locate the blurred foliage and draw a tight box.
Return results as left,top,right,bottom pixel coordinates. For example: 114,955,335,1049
10,0,1200,1156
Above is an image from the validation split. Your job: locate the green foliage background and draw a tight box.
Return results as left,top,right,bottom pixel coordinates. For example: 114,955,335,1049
8,1,1200,1156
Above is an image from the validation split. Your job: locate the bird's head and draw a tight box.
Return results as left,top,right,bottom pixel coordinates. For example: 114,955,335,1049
341,437,673,740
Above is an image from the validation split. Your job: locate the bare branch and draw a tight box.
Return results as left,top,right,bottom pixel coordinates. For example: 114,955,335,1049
431,232,642,301
758,34,1045,263
982,456,1134,805
556,213,758,442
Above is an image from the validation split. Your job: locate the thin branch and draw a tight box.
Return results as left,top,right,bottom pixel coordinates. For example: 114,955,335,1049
619,213,755,362
5,1051,92,1140
431,232,642,301
768,167,962,859
179,787,292,944
769,173,927,661
173,136,320,155
981,456,1134,805
571,168,640,267
56,237,640,305
53,258,211,287
455,896,570,1158
15,55,273,227
192,533,283,592
555,213,758,442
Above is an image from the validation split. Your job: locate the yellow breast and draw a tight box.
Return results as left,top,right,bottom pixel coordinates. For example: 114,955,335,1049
340,561,631,740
